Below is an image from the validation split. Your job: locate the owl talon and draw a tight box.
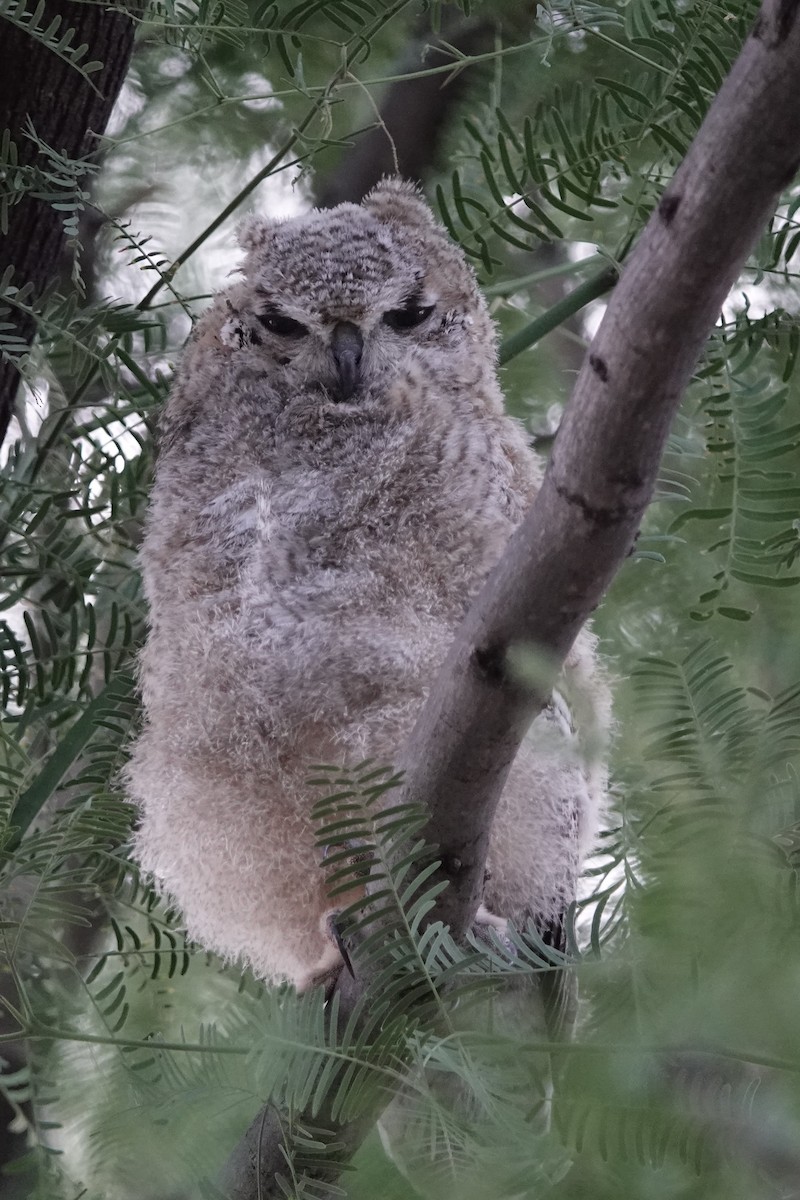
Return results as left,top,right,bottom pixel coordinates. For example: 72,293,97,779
327,912,354,977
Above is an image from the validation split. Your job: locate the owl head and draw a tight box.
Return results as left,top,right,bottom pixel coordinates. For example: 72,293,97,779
224,179,499,408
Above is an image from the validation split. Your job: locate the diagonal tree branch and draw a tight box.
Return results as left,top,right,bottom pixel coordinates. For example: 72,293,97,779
223,0,800,1193
396,0,800,942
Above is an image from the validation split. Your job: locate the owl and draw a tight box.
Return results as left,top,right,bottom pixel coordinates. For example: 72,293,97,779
127,178,611,992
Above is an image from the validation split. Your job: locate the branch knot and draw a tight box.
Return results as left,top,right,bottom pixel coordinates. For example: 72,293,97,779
473,641,509,686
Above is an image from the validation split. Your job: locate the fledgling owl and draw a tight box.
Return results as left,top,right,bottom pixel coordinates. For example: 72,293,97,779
127,179,611,991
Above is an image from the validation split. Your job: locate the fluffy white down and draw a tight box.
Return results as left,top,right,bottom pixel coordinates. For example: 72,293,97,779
127,179,612,988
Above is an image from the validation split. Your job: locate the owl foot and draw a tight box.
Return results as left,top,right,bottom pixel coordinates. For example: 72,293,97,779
296,941,343,996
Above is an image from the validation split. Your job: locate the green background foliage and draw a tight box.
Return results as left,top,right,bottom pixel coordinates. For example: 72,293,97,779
3,0,800,1196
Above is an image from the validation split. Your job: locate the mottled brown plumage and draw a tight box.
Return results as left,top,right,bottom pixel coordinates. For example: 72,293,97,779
127,179,611,989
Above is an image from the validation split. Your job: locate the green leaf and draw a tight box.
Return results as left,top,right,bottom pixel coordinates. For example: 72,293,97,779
7,672,134,850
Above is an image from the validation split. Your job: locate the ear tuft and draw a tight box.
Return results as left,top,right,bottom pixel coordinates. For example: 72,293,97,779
362,177,438,230
237,214,277,252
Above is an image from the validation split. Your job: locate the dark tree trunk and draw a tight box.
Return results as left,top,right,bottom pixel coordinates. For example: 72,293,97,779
0,3,137,1180
0,0,139,446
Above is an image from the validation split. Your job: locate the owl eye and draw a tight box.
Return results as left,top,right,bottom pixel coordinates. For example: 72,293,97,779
257,310,308,338
383,301,435,331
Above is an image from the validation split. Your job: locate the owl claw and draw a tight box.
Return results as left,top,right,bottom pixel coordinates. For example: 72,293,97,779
327,912,354,977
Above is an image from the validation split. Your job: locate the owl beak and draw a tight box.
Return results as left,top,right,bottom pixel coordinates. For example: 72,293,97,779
330,321,363,401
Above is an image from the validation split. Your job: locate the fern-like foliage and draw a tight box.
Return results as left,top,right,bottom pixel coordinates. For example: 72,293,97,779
0,122,100,292
582,638,800,948
553,639,800,1198
145,0,407,72
665,316,800,618
0,0,104,84
437,0,758,273
310,763,523,1011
